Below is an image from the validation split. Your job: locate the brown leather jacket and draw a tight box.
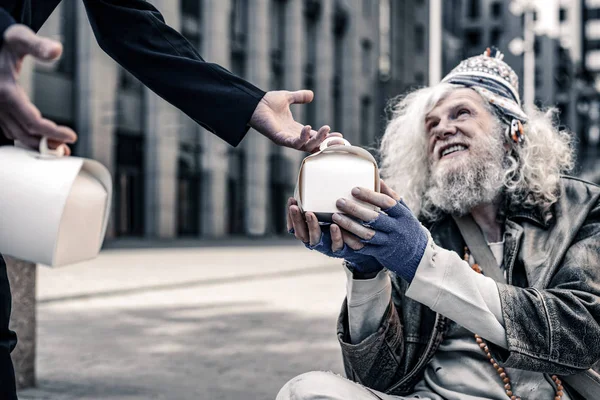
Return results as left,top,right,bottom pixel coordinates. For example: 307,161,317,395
337,176,600,399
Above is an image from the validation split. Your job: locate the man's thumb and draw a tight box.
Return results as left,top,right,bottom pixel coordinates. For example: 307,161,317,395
4,25,62,61
288,90,314,105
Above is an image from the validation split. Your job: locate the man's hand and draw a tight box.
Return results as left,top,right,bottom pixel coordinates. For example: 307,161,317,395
248,90,343,153
331,181,429,283
0,25,77,155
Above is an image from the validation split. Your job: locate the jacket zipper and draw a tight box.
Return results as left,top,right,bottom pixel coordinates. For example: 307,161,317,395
386,313,448,394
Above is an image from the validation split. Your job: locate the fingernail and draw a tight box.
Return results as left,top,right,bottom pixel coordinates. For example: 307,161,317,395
306,213,312,221
352,188,361,195
336,199,346,207
332,213,341,222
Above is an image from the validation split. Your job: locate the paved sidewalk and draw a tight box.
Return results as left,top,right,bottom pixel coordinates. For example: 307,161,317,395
18,242,347,400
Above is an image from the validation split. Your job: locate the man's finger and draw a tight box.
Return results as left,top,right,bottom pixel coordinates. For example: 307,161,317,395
290,205,309,243
335,198,380,222
330,224,344,252
1,115,39,149
0,117,19,143
380,180,401,201
4,25,62,61
288,90,314,105
33,119,77,143
341,229,364,250
350,187,397,210
306,212,322,246
6,86,42,131
304,125,330,153
331,213,375,241
46,140,71,156
286,197,296,232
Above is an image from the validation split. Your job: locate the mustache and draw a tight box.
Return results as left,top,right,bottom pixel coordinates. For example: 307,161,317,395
432,138,471,158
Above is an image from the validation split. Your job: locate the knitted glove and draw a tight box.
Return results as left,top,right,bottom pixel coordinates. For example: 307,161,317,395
356,200,428,283
304,226,384,275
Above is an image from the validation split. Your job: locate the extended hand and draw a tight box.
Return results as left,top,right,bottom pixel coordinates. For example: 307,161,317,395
286,197,383,275
0,25,77,154
331,181,429,283
249,90,342,153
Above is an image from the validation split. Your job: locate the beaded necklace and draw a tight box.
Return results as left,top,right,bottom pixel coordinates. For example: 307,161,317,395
463,246,564,400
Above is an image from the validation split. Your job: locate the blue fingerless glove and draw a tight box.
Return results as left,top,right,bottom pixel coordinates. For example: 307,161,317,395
356,200,428,283
304,227,384,275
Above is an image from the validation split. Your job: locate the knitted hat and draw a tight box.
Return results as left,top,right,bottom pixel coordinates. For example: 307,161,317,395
442,47,528,124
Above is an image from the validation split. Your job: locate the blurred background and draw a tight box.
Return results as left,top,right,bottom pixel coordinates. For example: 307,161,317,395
8,0,600,399
21,0,600,243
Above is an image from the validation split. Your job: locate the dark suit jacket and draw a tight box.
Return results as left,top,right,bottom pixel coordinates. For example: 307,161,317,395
0,2,267,397
0,0,266,148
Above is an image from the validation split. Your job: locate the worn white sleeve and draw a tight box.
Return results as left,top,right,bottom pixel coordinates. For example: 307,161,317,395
345,266,391,344
405,236,508,348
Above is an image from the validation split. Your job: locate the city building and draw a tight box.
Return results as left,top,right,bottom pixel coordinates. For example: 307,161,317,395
28,0,383,239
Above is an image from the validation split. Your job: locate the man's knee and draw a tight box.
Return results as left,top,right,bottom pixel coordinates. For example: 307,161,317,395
276,371,350,400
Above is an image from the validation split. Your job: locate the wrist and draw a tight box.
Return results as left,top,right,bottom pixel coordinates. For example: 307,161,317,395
345,261,383,279
352,270,381,280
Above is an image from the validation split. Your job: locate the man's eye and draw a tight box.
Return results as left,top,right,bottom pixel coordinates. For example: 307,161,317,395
457,109,470,117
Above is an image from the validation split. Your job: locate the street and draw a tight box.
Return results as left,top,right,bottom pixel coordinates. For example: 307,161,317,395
18,241,347,400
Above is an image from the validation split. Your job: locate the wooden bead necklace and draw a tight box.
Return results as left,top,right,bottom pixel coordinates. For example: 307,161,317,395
463,247,564,400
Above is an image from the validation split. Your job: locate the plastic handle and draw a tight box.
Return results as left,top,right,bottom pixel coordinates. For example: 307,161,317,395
39,136,65,157
319,137,351,151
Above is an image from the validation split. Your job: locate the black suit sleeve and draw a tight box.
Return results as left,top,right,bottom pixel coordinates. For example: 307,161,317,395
0,7,15,52
82,0,266,147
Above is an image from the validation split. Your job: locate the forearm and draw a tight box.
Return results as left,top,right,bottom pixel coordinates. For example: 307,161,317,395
405,236,508,348
83,0,265,146
345,266,391,344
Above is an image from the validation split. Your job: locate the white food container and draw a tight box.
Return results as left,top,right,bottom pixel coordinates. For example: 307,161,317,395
294,138,380,222
0,138,112,267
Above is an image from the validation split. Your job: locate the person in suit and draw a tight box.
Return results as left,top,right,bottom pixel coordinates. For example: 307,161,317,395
0,1,341,397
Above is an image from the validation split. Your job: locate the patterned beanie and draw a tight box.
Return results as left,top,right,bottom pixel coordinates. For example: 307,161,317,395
442,47,528,143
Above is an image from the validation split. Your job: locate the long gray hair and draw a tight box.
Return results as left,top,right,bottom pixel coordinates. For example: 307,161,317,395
378,83,575,220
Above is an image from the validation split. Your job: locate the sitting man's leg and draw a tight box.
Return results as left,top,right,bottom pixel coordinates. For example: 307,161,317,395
276,371,426,400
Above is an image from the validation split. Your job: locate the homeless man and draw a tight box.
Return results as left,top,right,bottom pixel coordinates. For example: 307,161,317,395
281,48,600,400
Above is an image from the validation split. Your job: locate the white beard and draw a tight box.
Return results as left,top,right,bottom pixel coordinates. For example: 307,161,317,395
423,127,506,217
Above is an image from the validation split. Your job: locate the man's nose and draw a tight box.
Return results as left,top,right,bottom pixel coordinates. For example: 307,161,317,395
432,119,457,139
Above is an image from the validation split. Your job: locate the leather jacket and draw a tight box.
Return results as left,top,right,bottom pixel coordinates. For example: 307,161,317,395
336,176,600,399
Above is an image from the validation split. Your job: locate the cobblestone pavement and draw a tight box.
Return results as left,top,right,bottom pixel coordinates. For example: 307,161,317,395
18,241,347,400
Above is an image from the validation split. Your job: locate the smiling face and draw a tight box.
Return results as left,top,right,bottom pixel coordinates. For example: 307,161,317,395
422,88,507,216
425,88,496,170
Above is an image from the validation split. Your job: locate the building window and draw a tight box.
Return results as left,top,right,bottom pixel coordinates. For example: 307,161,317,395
269,152,293,235
466,29,482,48
228,149,246,235
231,0,248,78
181,0,202,50
415,72,425,85
587,8,600,20
57,0,76,76
360,97,371,146
468,0,480,18
304,9,318,126
491,2,502,18
177,143,202,237
559,8,567,22
362,39,373,76
415,25,425,53
231,0,248,56
491,28,502,45
362,0,372,18
115,133,145,237
270,0,285,89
